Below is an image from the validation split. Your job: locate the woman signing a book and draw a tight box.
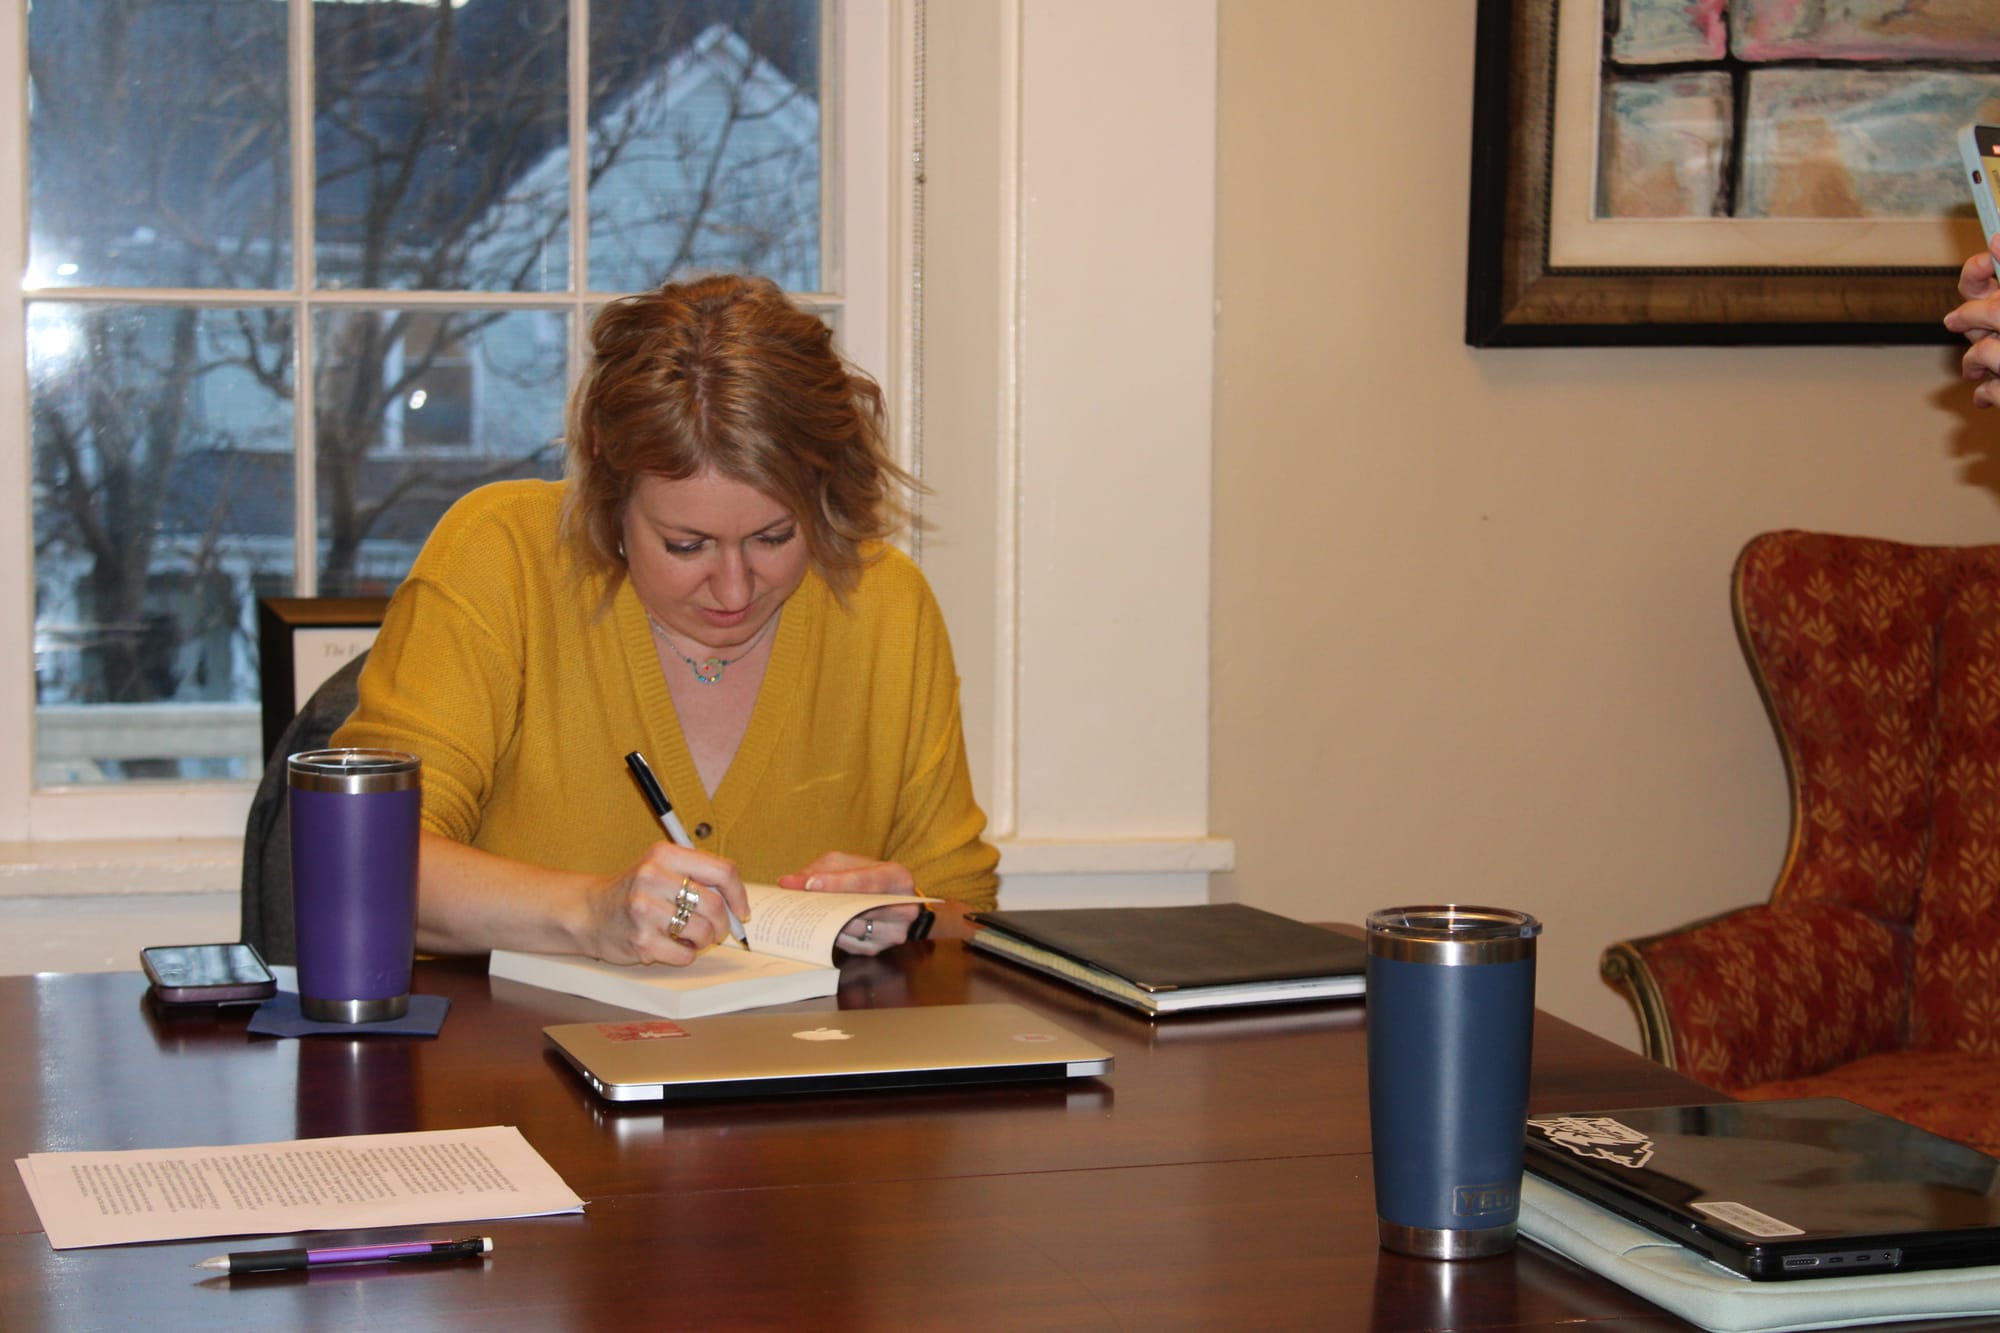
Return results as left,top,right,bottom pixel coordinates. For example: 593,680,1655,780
333,274,999,966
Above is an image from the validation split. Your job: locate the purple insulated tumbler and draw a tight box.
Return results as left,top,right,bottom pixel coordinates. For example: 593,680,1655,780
288,748,421,1023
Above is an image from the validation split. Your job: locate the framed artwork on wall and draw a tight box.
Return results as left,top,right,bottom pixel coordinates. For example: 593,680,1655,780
1466,0,1999,347
256,596,389,762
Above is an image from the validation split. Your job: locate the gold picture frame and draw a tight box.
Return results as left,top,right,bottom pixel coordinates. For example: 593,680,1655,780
1465,0,1971,347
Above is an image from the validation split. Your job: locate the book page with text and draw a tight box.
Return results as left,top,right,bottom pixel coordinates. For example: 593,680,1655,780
741,885,941,965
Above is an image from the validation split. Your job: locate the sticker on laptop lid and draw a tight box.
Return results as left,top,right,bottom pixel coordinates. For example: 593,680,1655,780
596,1020,691,1042
1526,1115,1655,1168
1692,1200,1804,1238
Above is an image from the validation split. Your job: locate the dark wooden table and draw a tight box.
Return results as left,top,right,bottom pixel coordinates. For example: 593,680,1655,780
0,931,1807,1330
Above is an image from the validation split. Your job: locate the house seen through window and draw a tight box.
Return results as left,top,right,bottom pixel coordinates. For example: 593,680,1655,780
25,0,831,788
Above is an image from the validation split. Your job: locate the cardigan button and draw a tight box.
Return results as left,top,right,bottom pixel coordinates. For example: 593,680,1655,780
693,822,713,839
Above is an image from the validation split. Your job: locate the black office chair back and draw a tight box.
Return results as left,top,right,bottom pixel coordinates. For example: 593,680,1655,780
240,651,370,965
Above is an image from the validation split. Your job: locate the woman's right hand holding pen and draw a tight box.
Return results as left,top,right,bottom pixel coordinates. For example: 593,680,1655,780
579,842,751,966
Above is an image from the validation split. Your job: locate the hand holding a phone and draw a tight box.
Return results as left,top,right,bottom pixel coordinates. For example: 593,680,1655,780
1946,125,2000,406
1945,234,2000,408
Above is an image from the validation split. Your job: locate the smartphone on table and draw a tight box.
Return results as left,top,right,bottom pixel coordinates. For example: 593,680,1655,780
140,942,277,1005
1957,123,2000,244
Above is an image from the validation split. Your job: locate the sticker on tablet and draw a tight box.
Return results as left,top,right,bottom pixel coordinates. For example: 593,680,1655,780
1526,1114,1655,1168
1692,1200,1804,1238
596,1020,691,1041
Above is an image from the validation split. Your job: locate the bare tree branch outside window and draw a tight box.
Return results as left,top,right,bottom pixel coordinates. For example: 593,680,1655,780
26,0,823,784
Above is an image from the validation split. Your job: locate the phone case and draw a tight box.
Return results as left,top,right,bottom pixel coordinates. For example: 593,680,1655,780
141,943,278,1004
1958,124,2000,244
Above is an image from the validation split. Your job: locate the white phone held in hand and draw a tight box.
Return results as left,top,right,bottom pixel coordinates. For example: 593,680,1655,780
1957,123,2000,245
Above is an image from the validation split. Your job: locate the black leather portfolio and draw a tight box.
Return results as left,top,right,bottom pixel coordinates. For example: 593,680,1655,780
967,904,1367,1015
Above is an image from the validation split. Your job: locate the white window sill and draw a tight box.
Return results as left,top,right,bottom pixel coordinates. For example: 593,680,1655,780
0,838,241,898
0,834,1234,975
0,834,1234,901
996,836,1234,876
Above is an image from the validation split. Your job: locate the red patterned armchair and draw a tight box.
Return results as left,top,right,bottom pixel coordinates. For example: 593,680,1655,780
1602,530,2000,1154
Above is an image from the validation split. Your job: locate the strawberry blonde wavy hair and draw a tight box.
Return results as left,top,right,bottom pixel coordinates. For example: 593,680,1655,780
561,273,914,596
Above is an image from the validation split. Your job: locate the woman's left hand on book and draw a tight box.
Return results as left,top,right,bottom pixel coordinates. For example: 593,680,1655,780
777,852,920,955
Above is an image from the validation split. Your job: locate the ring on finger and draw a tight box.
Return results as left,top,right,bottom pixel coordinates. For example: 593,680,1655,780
668,902,694,940
863,918,876,942
674,877,703,915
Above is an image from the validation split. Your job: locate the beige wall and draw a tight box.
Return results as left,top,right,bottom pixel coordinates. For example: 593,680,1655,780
1212,1,2000,1049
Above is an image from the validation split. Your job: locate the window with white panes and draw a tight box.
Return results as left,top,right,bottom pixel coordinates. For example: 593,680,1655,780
6,0,889,839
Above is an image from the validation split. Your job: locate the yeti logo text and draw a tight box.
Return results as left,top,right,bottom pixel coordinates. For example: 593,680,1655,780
1453,1183,1517,1217
1527,1115,1655,1168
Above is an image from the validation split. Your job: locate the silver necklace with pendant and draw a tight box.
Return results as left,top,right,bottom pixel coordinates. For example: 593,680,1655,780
647,610,778,684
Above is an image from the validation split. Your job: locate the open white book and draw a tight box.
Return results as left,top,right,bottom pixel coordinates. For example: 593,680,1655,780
488,884,938,1019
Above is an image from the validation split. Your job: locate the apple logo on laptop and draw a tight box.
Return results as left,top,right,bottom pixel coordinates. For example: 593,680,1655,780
792,1026,853,1042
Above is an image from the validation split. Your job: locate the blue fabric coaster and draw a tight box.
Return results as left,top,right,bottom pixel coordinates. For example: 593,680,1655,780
247,990,451,1038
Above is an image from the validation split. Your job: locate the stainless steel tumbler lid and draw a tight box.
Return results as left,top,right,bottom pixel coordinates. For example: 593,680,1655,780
287,748,421,794
1365,905,1540,965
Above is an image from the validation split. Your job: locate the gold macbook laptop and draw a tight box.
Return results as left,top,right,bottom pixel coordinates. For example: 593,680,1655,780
543,1002,1115,1102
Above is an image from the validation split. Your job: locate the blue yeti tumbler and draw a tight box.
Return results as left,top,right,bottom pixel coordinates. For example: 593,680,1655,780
1366,905,1541,1259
